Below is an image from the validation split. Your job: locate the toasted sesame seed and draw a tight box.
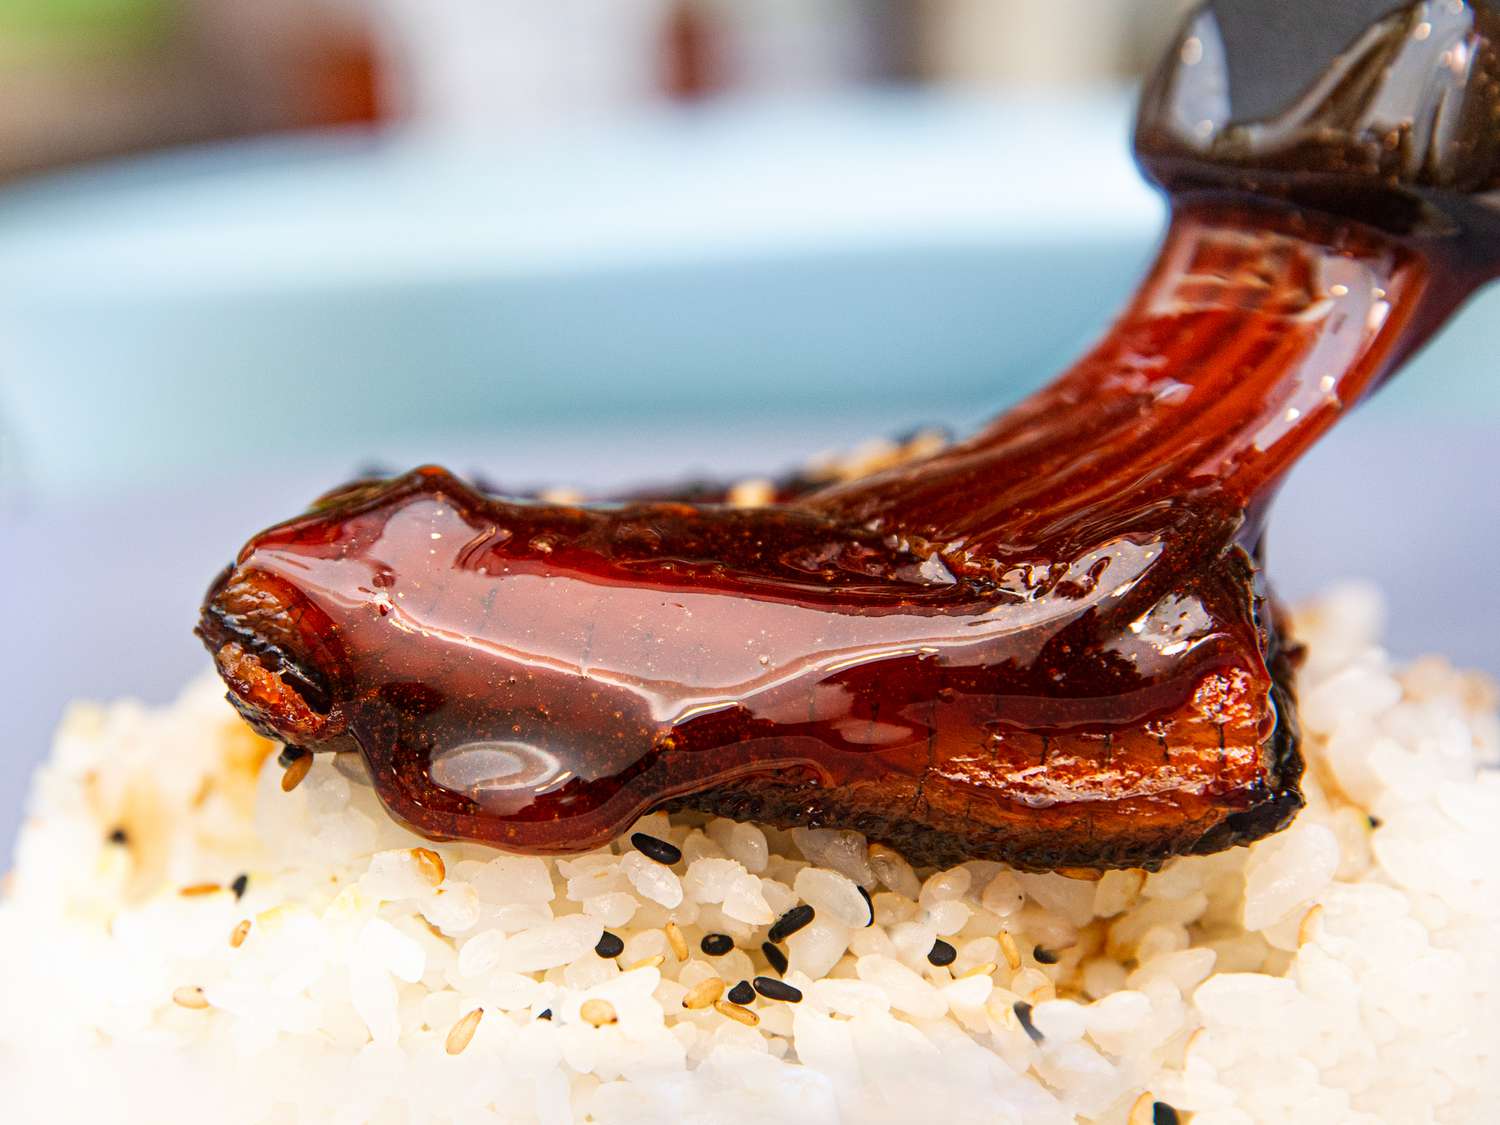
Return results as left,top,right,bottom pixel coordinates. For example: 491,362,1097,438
580,999,617,1027
1127,1093,1155,1125
856,885,875,926
1152,1103,1180,1125
999,930,1021,971
959,961,996,980
445,1007,484,1055
537,1008,552,1021
630,832,682,865
761,940,789,976
700,933,734,956
595,931,624,959
280,751,313,792
682,978,726,1010
1014,1000,1044,1043
1033,945,1059,965
1055,866,1102,881
726,980,754,1006
753,976,802,1003
172,986,209,1010
229,920,251,948
714,1000,759,1027
180,883,222,898
106,827,129,846
927,939,957,967
1299,903,1324,945
192,776,215,808
627,954,665,972
1184,1027,1207,1057
727,478,776,508
665,921,688,961
411,847,445,885
230,873,249,900
767,904,815,943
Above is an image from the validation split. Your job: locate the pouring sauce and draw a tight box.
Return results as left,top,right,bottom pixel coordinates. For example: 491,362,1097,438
199,2,1500,868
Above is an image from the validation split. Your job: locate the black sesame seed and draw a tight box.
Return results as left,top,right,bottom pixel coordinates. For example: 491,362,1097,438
230,874,249,900
767,904,815,943
1014,1000,1044,1044
752,976,802,1003
106,827,129,846
700,933,734,957
857,884,875,926
594,931,624,958
1368,814,1383,829
1033,945,1059,965
630,832,682,865
537,1009,553,1021
726,980,754,1006
1152,1102,1180,1125
277,745,308,769
927,939,957,967
761,941,789,975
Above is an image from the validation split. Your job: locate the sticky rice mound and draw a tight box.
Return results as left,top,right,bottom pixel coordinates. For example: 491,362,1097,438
1,585,1496,1124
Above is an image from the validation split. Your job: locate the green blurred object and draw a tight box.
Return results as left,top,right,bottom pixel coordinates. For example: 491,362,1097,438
0,0,168,54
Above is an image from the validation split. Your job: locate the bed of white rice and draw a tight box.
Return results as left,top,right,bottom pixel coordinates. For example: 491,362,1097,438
2,584,1496,1124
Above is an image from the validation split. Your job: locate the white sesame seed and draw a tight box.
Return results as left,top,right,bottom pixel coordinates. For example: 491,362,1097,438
172,986,209,1010
999,932,1022,971
411,848,446,886
682,978,726,1010
580,999,617,1027
445,1008,483,1055
713,1000,759,1027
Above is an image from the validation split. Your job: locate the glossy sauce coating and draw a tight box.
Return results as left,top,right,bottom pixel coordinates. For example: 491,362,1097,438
199,2,1500,868
201,200,1446,869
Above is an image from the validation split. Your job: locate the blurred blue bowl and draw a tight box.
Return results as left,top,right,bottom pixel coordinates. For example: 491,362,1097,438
0,93,1164,498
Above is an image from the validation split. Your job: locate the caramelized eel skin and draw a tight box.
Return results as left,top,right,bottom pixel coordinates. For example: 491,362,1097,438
196,469,1301,873
199,1,1500,869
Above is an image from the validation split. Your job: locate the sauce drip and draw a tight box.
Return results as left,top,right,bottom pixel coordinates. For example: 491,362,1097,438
200,1,1500,869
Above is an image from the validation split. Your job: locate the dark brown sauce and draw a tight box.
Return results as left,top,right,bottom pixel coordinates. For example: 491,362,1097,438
198,2,1500,868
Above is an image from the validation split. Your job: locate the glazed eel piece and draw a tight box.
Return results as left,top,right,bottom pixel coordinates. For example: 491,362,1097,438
199,1,1500,869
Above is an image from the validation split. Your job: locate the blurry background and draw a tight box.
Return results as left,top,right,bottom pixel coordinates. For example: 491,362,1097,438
2,1,1495,857
0,0,1191,180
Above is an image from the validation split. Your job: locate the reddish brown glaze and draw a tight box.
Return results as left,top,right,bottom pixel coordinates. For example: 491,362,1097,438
199,2,1500,868
200,200,1459,869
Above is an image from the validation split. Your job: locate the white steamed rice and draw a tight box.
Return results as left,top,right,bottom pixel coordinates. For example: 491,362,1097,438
1,584,1496,1123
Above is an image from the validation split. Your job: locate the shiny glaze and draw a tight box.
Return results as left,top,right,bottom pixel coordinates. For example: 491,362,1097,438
1137,0,1500,261
199,1,1500,867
